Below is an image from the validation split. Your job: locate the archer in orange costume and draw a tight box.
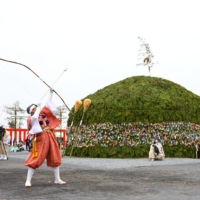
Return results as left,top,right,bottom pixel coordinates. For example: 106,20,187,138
24,89,66,187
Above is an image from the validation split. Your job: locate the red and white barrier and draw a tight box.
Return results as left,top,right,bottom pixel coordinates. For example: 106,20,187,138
5,128,67,147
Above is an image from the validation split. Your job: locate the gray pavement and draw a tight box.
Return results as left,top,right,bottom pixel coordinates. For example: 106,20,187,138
1,151,200,200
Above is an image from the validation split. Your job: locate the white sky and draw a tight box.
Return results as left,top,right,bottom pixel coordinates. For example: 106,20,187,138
0,0,200,127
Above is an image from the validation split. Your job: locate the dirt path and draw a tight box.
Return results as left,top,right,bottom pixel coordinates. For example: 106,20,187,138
1,152,200,200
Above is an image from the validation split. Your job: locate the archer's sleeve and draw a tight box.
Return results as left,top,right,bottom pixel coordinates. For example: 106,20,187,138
45,91,58,117
29,106,43,134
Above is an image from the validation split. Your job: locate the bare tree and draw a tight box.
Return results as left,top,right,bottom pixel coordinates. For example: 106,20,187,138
4,101,27,146
136,36,158,76
4,101,26,128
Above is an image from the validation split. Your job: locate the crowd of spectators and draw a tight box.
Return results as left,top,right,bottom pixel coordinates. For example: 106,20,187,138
67,122,200,148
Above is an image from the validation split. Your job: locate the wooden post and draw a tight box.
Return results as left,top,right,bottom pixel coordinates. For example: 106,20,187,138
23,130,27,145
63,129,66,149
195,144,198,159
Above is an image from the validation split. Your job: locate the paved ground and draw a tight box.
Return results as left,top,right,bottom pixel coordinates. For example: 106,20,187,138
1,151,200,200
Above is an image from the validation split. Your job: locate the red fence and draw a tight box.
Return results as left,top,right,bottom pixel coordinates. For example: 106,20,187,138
5,128,67,147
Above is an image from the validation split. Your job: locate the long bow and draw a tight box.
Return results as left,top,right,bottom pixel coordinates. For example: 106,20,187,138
0,58,71,112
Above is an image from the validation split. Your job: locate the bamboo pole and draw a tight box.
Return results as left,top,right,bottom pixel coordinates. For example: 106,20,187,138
39,69,67,103
69,99,91,157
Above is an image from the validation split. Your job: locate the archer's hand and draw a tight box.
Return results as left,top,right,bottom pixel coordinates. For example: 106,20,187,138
50,88,54,93
37,102,42,108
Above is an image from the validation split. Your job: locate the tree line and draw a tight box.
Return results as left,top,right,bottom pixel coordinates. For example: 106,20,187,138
3,101,68,129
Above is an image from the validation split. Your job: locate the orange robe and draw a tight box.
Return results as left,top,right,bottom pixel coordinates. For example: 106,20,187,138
24,106,61,169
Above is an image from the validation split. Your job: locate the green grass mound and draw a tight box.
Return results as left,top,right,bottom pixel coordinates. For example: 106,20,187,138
68,76,200,125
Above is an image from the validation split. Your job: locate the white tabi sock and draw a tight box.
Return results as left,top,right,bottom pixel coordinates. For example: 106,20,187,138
25,167,35,187
53,166,66,184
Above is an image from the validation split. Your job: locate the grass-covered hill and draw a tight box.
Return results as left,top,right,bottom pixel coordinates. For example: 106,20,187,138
68,76,200,125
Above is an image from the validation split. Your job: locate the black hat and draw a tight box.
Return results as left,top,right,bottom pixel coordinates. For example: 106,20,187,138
27,104,37,114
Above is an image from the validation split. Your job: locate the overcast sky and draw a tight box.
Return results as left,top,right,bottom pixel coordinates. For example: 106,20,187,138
0,0,200,127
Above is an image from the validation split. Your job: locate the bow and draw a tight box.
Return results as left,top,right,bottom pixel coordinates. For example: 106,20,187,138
0,58,71,112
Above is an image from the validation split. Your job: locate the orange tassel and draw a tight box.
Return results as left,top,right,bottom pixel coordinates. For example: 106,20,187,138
32,137,38,158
